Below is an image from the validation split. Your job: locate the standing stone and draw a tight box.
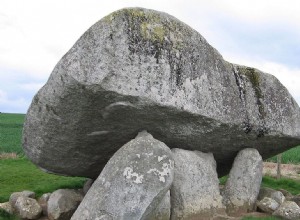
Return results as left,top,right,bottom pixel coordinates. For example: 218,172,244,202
71,131,174,220
23,7,300,179
47,189,83,220
14,196,42,219
148,190,171,220
222,148,263,216
273,201,300,220
170,148,225,219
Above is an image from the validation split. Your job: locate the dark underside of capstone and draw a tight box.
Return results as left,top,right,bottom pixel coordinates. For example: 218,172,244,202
22,7,300,179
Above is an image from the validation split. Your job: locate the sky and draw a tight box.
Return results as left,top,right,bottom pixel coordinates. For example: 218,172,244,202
0,0,300,113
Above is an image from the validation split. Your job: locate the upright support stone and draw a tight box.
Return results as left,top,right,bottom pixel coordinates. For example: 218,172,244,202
222,148,263,216
148,190,171,220
71,131,174,220
170,148,225,219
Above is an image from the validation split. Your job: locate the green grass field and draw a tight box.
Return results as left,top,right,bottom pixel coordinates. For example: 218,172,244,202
0,113,25,154
0,113,86,204
266,145,300,164
0,158,85,203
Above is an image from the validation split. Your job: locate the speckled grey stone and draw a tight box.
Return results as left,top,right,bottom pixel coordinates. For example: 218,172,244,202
23,7,300,178
270,191,285,205
71,131,174,220
9,190,36,208
47,189,83,220
222,148,263,216
170,148,225,219
14,196,42,219
257,197,279,214
273,201,300,220
148,190,170,220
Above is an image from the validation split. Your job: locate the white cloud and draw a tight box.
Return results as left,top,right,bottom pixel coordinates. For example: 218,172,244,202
19,83,44,92
0,89,7,100
0,89,30,113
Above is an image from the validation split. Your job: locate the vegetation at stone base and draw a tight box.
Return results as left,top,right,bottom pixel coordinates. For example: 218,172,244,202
219,175,300,195
0,113,24,154
261,176,300,195
241,217,281,220
0,209,18,220
0,158,86,203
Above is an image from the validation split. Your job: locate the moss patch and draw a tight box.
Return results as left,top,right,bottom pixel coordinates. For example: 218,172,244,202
239,67,266,119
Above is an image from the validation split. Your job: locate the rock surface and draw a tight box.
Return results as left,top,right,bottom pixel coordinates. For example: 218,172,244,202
9,190,36,207
0,202,13,214
148,190,171,220
222,148,263,216
287,195,300,207
82,179,93,195
257,197,279,214
273,201,300,220
14,196,42,219
23,7,300,178
170,148,225,219
71,131,174,220
47,189,83,220
38,193,51,217
257,187,277,201
270,191,285,205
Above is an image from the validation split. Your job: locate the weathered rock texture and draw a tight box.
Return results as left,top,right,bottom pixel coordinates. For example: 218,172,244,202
9,190,36,208
71,131,174,220
23,7,300,178
273,201,300,220
257,197,279,214
170,148,225,219
222,148,263,216
148,190,171,220
47,189,83,220
14,196,42,219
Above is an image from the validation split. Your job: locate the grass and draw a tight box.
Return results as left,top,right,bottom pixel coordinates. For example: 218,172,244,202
0,210,18,220
266,145,300,164
262,175,300,195
0,158,86,203
0,113,86,205
220,175,300,195
241,217,280,220
0,113,25,154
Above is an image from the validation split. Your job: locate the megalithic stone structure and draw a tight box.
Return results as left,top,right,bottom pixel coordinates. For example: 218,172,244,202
23,7,300,178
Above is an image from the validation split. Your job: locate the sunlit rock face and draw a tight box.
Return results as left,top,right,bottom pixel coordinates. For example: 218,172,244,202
23,7,300,178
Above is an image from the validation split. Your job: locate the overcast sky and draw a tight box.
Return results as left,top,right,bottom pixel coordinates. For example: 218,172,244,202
1,0,300,113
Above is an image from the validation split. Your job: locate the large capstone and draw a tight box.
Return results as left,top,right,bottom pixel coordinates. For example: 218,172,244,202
23,7,300,178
